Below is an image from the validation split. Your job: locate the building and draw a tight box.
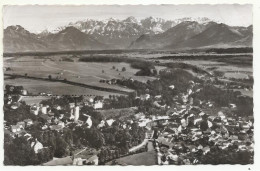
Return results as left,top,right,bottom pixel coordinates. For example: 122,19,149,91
140,94,150,101
94,101,103,109
30,105,40,115
20,89,28,96
11,125,21,133
24,119,33,126
31,139,43,154
74,106,80,122
86,115,92,128
41,106,47,115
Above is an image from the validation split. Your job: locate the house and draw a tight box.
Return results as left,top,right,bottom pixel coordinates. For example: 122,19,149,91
24,119,33,126
30,105,40,115
58,121,65,128
73,155,98,165
155,95,162,100
86,155,98,165
69,103,75,109
86,116,92,128
134,112,145,120
16,121,25,129
140,94,150,101
229,103,237,108
106,119,115,126
11,125,21,133
24,133,32,141
10,102,19,109
83,96,94,105
169,85,175,89
94,101,103,109
97,120,106,128
53,105,62,110
20,89,28,96
73,158,85,165
138,118,151,127
41,125,48,130
41,106,48,114
218,111,226,120
31,139,43,153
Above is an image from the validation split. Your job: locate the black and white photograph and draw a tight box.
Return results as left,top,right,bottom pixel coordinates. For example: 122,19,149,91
1,3,255,166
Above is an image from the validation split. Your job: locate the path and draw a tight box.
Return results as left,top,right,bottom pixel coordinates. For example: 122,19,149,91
129,139,148,152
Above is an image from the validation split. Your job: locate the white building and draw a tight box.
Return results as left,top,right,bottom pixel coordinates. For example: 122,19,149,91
31,139,43,154
11,125,21,133
74,106,80,122
86,116,92,128
41,106,47,114
30,105,40,115
20,89,28,96
94,101,103,109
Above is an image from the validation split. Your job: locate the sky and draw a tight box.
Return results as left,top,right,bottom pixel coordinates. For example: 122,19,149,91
3,4,252,33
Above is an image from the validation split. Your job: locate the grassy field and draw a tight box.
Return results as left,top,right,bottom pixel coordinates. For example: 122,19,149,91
99,107,137,120
179,60,252,78
20,96,52,105
4,56,166,97
106,150,157,165
4,78,124,97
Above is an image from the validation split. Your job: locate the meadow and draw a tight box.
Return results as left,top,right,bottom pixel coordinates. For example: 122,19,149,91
4,55,166,97
4,78,124,97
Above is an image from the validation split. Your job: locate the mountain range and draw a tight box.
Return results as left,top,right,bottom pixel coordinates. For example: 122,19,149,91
3,17,252,53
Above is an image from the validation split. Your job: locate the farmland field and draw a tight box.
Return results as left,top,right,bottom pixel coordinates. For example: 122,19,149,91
4,55,167,97
4,53,252,97
4,78,124,97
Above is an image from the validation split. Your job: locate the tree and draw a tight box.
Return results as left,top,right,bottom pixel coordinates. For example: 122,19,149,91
25,73,28,77
87,128,105,148
4,103,37,125
112,66,116,70
102,70,105,73
4,136,39,165
54,133,69,158
122,67,126,72
48,75,52,80
37,148,53,164
153,69,157,75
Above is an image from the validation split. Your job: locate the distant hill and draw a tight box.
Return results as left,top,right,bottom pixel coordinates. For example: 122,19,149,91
130,21,213,49
4,17,253,53
3,25,48,52
4,26,108,53
130,22,252,50
169,23,251,49
42,26,108,51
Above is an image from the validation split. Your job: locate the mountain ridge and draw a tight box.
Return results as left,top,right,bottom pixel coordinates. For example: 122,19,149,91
3,17,253,53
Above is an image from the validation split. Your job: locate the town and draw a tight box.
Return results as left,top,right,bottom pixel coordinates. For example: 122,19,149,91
3,4,254,166
4,64,254,165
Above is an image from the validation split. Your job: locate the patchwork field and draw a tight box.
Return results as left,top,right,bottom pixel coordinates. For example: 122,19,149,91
4,56,167,95
5,78,124,97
